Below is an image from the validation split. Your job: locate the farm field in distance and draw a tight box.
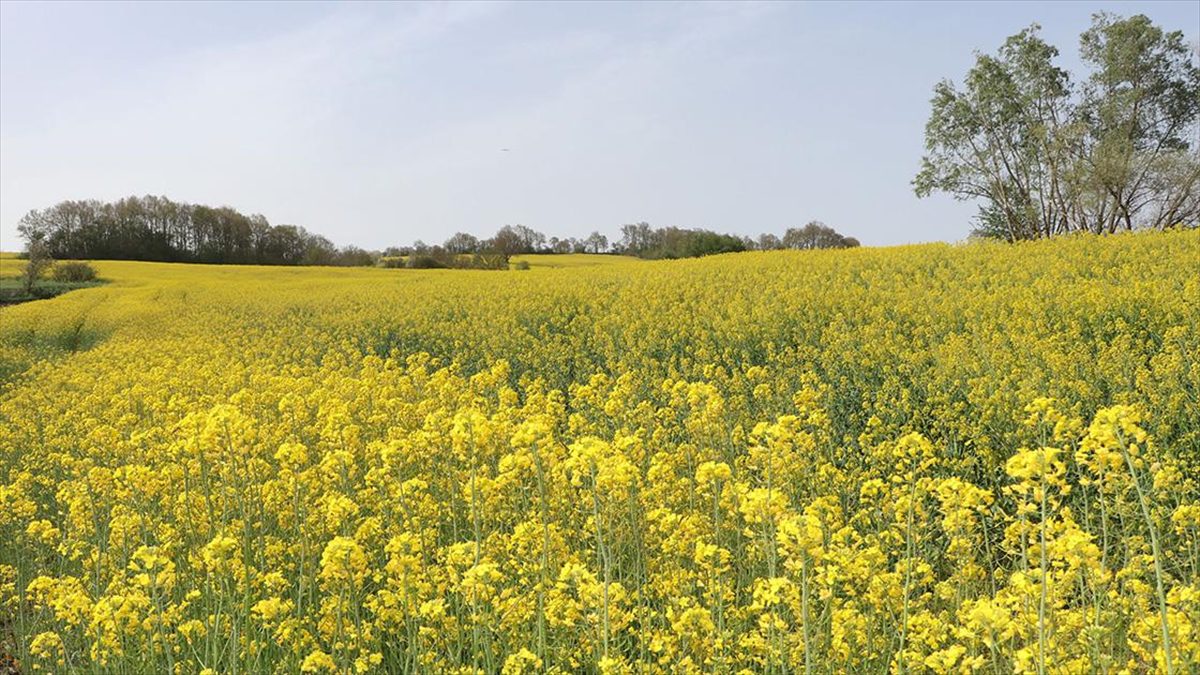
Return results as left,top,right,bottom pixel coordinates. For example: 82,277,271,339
1,231,1199,673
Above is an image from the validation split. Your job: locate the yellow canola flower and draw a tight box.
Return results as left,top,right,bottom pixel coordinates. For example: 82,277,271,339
301,649,338,673
319,536,368,588
202,534,239,574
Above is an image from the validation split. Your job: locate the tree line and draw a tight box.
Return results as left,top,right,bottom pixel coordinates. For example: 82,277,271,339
17,195,860,267
617,221,859,259
16,196,364,266
916,13,1200,240
395,221,859,266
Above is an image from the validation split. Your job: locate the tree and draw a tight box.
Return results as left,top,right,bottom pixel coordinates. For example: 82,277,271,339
914,25,1076,241
782,221,859,250
915,14,1199,239
21,236,54,294
585,231,608,254
262,224,308,265
333,246,376,267
16,195,380,266
548,236,572,254
1076,13,1200,232
512,225,547,252
444,232,480,254
757,233,783,250
619,222,655,254
301,234,338,266
488,226,526,257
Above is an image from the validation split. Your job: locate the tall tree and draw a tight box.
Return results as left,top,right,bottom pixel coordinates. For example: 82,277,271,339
1077,13,1200,232
488,226,526,257
915,15,1199,239
444,232,481,254
585,231,608,254
914,25,1076,241
782,221,859,250
756,233,783,250
619,222,655,254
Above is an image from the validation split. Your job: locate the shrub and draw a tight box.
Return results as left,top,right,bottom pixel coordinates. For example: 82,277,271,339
406,255,448,269
470,253,510,270
52,261,98,283
513,260,531,270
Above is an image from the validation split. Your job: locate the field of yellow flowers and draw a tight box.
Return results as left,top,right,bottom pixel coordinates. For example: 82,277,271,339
1,232,1198,674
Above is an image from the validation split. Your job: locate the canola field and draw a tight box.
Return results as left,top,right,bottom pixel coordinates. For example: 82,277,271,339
1,232,1198,674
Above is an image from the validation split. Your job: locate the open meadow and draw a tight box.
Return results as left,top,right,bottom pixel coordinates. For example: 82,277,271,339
1,232,1199,673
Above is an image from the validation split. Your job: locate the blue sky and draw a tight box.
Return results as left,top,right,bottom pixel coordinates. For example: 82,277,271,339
1,1,1196,249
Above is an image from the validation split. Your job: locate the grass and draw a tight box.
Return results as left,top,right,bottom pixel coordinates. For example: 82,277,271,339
0,278,106,305
0,255,107,305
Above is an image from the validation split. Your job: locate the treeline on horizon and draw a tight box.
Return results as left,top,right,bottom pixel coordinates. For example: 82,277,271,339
16,197,375,267
15,195,859,268
395,220,859,268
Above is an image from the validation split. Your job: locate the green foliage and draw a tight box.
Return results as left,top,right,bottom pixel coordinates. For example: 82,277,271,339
620,221,858,258
781,221,860,249
17,195,376,267
0,278,105,307
915,13,1200,240
405,255,449,269
642,227,746,259
50,261,97,283
617,224,746,259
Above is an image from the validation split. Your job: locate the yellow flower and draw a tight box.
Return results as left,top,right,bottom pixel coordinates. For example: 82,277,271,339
501,648,543,674
251,596,293,624
275,441,309,468
924,644,965,673
129,545,176,592
202,534,239,574
300,649,337,673
25,519,61,545
695,460,732,488
29,631,65,667
319,536,368,589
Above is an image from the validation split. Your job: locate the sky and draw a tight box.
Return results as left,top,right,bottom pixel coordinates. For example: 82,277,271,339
1,1,1197,249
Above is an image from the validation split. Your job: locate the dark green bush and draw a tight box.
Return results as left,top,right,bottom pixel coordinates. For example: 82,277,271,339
406,255,448,269
52,261,97,282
